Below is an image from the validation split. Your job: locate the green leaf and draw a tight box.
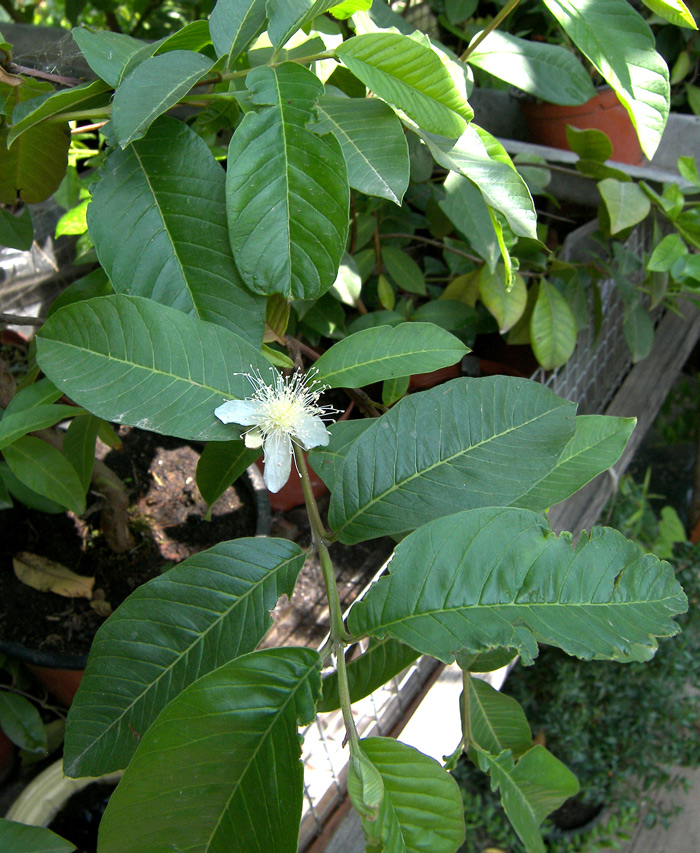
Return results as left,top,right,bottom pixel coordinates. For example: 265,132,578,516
0,121,69,205
62,414,100,493
598,178,651,235
351,737,465,852
96,648,321,853
0,403,82,451
88,117,264,347
318,638,419,712
440,172,499,269
3,436,85,515
36,294,270,442
210,0,267,63
640,0,697,29
541,0,670,159
3,380,62,417
0,819,75,853
624,303,655,362
468,30,595,106
530,280,577,370
0,461,65,513
647,233,687,272
307,419,372,490
419,123,538,241
478,268,527,334
71,27,145,87
468,677,532,759
0,691,47,753
46,268,113,318
226,63,349,300
566,125,613,162
313,322,468,388
0,204,32,249
377,273,395,310
55,199,88,238
382,374,409,406
382,246,426,294
513,415,635,511
329,377,576,544
267,0,347,48
64,538,306,778
313,96,409,205
329,0,372,19
336,33,473,138
113,50,214,147
196,440,260,511
475,745,579,853
348,507,687,665
8,78,111,147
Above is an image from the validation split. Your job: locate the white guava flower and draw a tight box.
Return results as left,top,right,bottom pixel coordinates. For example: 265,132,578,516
215,368,336,493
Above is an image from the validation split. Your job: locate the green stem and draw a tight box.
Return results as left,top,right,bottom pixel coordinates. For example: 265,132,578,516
462,669,472,753
56,106,113,122
460,0,521,61
336,639,360,751
293,443,349,644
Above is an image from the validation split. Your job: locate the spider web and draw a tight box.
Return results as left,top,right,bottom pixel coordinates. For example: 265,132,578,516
10,26,91,80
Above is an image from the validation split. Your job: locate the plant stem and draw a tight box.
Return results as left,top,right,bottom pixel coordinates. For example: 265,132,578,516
462,669,472,753
0,684,67,720
336,638,360,751
460,0,521,61
379,232,481,263
293,443,349,644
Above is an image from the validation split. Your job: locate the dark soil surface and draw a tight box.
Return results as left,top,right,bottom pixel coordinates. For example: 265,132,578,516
0,427,257,658
47,781,118,853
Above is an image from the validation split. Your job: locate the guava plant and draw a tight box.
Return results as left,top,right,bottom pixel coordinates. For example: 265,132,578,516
0,1,692,851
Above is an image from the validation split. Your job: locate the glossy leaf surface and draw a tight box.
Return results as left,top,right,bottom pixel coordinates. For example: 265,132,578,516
36,295,270,442
65,539,306,777
530,280,577,370
0,819,75,853
97,648,321,853
313,96,409,204
3,436,85,515
350,737,465,852
349,507,687,665
467,677,532,759
226,63,349,300
328,377,576,543
209,0,267,62
88,117,265,346
336,33,473,138
313,323,468,388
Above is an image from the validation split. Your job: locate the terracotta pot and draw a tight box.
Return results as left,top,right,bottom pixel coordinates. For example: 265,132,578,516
408,363,462,391
521,87,644,165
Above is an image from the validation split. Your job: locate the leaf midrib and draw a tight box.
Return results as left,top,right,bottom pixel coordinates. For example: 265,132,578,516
335,402,571,534
67,551,303,774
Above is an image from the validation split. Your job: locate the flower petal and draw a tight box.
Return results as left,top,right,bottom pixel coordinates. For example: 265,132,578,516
214,399,261,426
292,413,330,450
262,432,292,493
244,428,264,448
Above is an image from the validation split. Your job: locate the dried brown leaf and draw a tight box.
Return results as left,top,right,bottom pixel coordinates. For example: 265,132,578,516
13,551,95,599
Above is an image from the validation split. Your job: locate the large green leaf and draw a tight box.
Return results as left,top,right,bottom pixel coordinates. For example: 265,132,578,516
113,50,214,147
478,268,527,334
348,507,687,665
209,0,267,63
530,280,577,370
336,32,473,138
349,737,465,852
4,378,61,415
424,124,538,241
318,638,419,712
196,440,260,510
0,819,75,853
641,0,697,28
8,79,112,147
3,436,85,515
307,418,372,490
267,0,348,48
87,117,265,346
439,171,499,269
598,178,651,235
468,30,595,106
71,28,145,86
513,415,635,511
64,538,305,777
467,677,532,759
0,204,32,250
313,322,468,388
0,121,69,205
541,0,670,159
62,414,101,493
0,404,82,451
328,377,576,544
226,63,349,300
97,648,321,853
313,96,409,205
475,745,579,853
0,691,47,753
36,295,270,442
